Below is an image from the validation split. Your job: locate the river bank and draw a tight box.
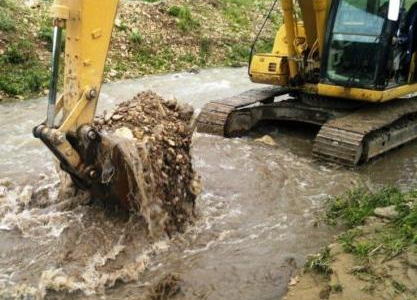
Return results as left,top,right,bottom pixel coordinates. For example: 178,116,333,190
285,187,417,300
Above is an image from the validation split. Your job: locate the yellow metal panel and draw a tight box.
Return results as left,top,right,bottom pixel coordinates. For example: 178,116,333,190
51,4,70,20
250,54,289,85
280,0,298,78
271,23,306,56
57,0,120,132
312,0,328,56
298,0,317,48
318,83,417,102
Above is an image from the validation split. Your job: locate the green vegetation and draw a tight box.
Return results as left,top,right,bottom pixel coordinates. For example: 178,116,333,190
129,32,143,44
326,187,406,227
38,18,54,50
0,10,15,31
168,5,199,32
0,0,16,31
0,1,50,99
295,188,417,299
327,187,417,261
330,283,343,293
305,247,332,275
0,40,49,96
0,0,280,101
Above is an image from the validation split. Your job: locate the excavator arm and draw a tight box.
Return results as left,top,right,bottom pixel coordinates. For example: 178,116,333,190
33,0,127,195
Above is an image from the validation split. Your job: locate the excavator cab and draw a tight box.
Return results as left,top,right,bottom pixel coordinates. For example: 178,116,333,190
322,0,416,89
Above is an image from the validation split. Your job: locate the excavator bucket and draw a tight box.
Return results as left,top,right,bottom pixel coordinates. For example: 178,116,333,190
90,134,151,210
37,92,200,235
87,92,199,234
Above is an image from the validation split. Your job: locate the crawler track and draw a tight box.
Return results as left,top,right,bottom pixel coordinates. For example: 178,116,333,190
196,88,417,166
196,87,289,136
313,98,417,166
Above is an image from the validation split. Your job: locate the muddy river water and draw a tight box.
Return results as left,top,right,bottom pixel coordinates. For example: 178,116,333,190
1,68,417,300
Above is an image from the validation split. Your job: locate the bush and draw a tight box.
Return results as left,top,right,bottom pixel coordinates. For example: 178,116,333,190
38,20,53,49
129,32,143,44
167,5,199,32
3,41,35,64
0,10,15,31
0,68,49,96
168,5,181,17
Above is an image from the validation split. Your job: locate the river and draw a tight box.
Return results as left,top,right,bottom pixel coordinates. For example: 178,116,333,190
0,67,416,300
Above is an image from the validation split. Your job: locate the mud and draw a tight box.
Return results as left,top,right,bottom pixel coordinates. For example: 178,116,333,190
94,92,200,236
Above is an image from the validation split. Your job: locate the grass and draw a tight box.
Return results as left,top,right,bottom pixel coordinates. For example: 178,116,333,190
221,0,252,29
326,187,406,227
168,5,199,32
0,39,49,96
305,247,332,275
0,10,15,31
326,187,417,260
129,32,143,44
0,65,49,96
0,0,16,31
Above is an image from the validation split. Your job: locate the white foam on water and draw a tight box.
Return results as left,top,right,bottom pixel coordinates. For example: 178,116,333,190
37,238,171,297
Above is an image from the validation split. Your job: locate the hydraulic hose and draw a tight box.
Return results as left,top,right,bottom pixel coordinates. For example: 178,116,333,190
46,25,63,128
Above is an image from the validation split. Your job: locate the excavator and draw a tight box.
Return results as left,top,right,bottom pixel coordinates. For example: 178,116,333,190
33,0,417,208
197,0,417,166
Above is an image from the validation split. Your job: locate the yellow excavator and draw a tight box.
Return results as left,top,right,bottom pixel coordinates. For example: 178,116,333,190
34,0,417,207
197,0,417,166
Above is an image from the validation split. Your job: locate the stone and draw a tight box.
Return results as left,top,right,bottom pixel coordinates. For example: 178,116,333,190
255,135,277,146
114,127,134,140
114,18,122,27
178,104,194,122
289,276,299,286
112,114,123,121
104,110,114,122
165,99,177,109
0,186,6,198
93,91,199,236
109,69,118,77
406,251,417,268
374,205,399,220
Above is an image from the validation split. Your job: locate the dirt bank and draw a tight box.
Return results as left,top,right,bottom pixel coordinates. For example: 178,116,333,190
284,188,417,300
0,0,280,101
